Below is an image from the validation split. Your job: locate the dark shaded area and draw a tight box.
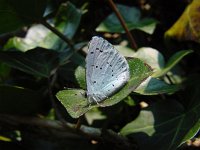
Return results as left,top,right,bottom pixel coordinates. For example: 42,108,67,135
0,0,200,150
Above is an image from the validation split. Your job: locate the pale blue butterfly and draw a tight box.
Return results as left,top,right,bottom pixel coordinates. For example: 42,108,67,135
86,36,130,104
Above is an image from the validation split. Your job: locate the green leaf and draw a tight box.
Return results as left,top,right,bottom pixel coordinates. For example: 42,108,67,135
56,58,153,118
134,77,180,95
120,92,200,150
4,24,50,51
0,0,47,34
56,89,93,118
59,42,86,65
0,48,59,78
0,85,44,115
124,96,136,106
133,47,165,72
153,50,193,77
96,4,158,34
4,2,82,52
55,2,82,39
75,66,86,89
85,108,106,125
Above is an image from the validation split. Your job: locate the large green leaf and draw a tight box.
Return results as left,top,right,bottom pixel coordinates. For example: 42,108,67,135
56,58,153,118
0,48,59,78
153,50,193,77
96,4,158,34
0,85,44,115
134,77,180,95
0,0,47,34
120,83,200,150
55,2,82,39
4,2,82,52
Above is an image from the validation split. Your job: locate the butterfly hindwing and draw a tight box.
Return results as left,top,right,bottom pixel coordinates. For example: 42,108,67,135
86,36,130,104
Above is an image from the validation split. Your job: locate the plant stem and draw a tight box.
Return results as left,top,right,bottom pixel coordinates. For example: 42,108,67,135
40,19,74,49
75,116,82,130
107,0,137,49
0,114,134,149
165,74,174,84
48,72,64,121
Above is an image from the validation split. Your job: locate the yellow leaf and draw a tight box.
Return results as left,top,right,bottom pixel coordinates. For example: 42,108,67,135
165,0,200,43
0,136,11,142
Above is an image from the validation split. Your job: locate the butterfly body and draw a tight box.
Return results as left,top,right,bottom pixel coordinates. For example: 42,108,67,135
86,36,130,104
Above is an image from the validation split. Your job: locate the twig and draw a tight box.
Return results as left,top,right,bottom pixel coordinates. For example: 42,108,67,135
165,74,174,84
40,19,74,49
107,0,137,49
48,71,64,121
0,114,134,149
75,116,82,130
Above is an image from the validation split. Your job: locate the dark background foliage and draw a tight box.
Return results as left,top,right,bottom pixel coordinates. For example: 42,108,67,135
0,0,200,150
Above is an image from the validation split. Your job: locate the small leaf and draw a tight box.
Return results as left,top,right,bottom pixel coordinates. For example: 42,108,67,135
153,50,193,77
124,96,136,106
56,89,93,118
133,47,165,72
75,66,86,89
96,4,158,34
0,85,44,115
134,77,180,95
165,0,200,43
0,48,59,78
85,108,106,125
56,58,153,118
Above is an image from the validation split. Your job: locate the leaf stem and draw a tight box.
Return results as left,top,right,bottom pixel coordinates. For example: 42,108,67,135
75,116,82,130
107,0,137,49
165,74,174,84
40,19,74,49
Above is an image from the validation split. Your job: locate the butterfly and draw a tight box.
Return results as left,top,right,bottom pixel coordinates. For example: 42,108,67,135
86,36,130,104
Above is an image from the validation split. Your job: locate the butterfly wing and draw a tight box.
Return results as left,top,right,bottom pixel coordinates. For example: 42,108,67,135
86,36,130,104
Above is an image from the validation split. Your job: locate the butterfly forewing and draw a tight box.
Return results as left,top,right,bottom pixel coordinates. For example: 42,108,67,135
86,36,130,104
